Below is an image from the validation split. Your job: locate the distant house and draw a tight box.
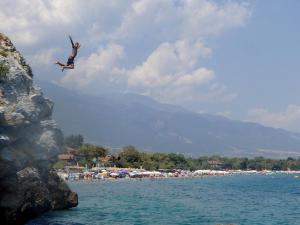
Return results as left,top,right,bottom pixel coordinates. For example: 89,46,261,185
99,155,114,162
208,160,223,169
98,155,114,166
58,148,77,165
65,147,77,155
58,154,74,161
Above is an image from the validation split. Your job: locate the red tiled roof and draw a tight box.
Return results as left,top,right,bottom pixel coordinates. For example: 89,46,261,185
58,154,74,160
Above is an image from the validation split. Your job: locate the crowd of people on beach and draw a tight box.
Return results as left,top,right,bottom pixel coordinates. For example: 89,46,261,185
56,167,300,181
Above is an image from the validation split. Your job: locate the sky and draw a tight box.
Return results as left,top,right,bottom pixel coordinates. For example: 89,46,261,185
1,0,300,132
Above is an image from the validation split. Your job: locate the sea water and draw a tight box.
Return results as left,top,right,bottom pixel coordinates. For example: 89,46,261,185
27,175,300,225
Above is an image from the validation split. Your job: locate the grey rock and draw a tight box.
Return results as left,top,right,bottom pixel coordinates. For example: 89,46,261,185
47,171,78,209
0,33,78,225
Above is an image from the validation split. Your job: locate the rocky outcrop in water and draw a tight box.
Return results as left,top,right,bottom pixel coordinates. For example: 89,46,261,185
0,33,78,225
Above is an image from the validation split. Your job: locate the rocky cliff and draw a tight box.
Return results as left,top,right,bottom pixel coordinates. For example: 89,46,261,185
0,33,78,225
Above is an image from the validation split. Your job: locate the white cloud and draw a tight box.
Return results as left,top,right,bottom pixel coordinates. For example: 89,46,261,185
216,111,232,118
60,44,125,88
0,0,129,46
28,48,61,66
1,0,251,110
173,68,214,87
116,0,251,41
1,0,250,49
124,40,220,103
0,0,250,47
127,40,211,87
248,105,300,132
1,0,72,45
59,39,236,105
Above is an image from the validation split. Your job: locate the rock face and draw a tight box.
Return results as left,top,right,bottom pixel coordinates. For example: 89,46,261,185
0,33,78,225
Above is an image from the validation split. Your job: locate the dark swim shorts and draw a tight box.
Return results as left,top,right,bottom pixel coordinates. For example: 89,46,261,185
67,57,74,66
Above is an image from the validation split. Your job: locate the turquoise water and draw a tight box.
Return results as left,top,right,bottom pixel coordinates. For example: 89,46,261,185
27,175,300,225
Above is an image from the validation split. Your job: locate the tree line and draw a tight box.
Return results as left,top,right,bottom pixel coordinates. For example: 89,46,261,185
54,134,300,171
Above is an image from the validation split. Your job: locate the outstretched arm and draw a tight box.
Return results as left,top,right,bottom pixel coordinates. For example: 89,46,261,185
69,35,75,48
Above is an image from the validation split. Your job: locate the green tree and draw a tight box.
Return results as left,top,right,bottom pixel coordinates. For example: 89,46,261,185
53,160,67,169
240,158,249,170
77,144,108,167
117,146,142,168
64,134,84,149
78,144,107,157
168,153,188,169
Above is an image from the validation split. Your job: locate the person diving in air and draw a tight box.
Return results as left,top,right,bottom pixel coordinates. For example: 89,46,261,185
54,35,80,71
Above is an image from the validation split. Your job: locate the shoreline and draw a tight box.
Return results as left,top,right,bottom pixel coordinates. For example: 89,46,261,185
64,170,300,183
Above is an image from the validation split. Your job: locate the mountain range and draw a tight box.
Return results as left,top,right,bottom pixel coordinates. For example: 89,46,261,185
37,80,300,158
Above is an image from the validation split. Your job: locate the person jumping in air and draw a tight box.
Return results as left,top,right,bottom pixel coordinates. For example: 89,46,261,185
55,35,80,71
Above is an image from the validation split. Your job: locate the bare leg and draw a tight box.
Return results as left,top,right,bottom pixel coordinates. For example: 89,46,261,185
54,61,65,66
62,64,74,72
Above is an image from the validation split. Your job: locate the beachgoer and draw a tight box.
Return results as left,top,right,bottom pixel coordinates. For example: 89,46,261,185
54,35,80,71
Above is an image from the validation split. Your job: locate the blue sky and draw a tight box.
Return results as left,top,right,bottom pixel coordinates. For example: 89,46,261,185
1,0,300,132
192,0,300,120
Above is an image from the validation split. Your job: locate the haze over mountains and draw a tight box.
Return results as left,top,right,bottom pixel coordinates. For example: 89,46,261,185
37,80,300,158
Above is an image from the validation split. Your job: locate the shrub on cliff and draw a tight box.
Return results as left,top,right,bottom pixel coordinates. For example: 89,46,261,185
0,50,8,57
0,62,9,81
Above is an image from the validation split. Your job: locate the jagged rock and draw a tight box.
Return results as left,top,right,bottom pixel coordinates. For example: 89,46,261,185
47,171,78,209
0,135,10,147
0,33,78,225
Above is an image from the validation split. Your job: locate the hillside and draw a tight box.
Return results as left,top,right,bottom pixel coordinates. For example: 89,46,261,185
38,80,300,158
